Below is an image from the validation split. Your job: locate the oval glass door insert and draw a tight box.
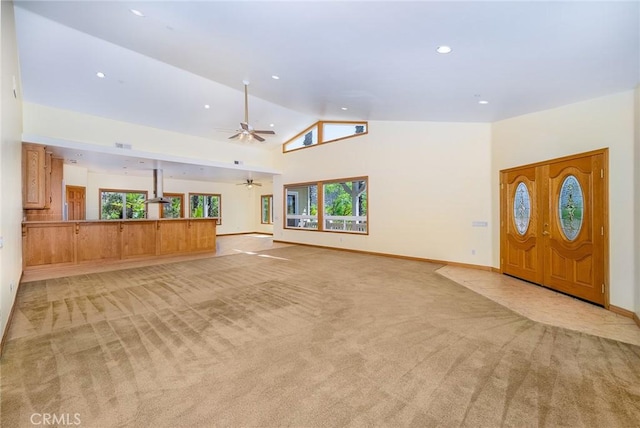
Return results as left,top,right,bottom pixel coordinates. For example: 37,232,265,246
558,175,584,241
513,182,531,235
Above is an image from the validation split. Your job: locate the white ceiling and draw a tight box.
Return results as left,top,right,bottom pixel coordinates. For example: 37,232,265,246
13,1,640,182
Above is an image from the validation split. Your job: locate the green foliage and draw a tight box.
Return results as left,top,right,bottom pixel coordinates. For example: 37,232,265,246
326,193,352,216
101,191,146,219
163,196,182,218
190,195,220,218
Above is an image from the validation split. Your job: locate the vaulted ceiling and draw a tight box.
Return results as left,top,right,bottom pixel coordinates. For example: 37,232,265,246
13,1,640,180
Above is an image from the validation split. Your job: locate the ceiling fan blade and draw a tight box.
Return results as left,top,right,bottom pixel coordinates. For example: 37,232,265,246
236,183,246,186
228,133,241,139
252,133,265,142
254,183,262,186
253,130,276,135
240,122,249,131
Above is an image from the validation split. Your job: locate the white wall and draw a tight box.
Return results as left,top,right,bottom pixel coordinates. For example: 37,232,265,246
23,102,279,171
0,1,24,341
274,120,494,267
492,91,636,311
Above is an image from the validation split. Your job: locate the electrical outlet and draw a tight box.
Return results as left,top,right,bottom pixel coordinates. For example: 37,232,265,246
471,249,476,255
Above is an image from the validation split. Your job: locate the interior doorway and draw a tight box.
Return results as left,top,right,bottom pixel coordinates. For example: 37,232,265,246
66,185,86,220
500,149,608,306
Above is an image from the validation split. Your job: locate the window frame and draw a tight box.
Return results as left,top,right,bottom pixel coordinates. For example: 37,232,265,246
188,192,222,225
159,192,185,218
261,194,273,224
284,176,368,235
283,120,368,153
99,188,148,220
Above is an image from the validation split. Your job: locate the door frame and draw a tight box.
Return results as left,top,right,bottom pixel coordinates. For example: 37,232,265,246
500,148,609,308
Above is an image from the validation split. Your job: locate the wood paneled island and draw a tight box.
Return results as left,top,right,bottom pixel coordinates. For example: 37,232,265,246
22,218,217,272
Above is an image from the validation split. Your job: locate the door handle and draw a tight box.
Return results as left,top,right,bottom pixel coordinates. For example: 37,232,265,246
542,231,550,236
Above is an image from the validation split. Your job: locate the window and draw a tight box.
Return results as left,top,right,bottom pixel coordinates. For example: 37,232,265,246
189,193,221,224
261,194,273,224
160,193,184,218
100,189,147,219
323,179,367,233
284,184,318,229
284,177,368,234
283,121,368,153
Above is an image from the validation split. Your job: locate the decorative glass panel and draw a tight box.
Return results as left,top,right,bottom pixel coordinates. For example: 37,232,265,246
558,175,584,241
513,182,531,235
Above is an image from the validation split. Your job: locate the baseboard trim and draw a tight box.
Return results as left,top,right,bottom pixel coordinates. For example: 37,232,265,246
273,239,496,272
609,305,636,319
218,232,273,237
0,272,23,358
634,313,640,329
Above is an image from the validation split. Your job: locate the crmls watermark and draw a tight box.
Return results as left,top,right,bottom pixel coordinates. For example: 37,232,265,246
30,413,81,426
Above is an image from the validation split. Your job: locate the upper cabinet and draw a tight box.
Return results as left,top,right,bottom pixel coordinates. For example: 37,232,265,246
22,143,49,209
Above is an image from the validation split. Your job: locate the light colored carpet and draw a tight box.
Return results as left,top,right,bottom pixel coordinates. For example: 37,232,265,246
2,246,640,427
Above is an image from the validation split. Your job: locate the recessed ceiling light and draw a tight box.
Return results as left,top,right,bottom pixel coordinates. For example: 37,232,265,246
271,75,280,80
204,104,210,109
436,46,452,54
130,9,145,17
341,107,348,111
478,100,489,105
269,123,275,127
96,72,106,78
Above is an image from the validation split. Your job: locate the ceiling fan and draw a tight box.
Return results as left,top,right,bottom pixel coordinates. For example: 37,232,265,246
229,80,275,142
237,179,262,189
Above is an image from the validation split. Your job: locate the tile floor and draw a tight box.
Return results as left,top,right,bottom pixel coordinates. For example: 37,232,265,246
437,265,640,346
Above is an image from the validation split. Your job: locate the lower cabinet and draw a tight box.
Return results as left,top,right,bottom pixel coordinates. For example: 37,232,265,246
22,219,217,270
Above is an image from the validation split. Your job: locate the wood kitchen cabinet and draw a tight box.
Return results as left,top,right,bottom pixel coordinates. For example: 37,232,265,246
22,143,63,221
22,143,48,209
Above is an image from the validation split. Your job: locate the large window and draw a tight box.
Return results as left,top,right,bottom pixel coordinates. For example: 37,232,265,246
100,189,147,219
284,177,367,234
285,184,318,229
283,121,368,153
189,193,221,224
261,194,273,224
323,179,367,232
160,193,184,218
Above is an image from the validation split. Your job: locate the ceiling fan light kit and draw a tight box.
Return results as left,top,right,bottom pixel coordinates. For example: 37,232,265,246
237,178,262,189
228,81,276,143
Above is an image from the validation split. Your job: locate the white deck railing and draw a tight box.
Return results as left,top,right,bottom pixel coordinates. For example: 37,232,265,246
285,215,367,233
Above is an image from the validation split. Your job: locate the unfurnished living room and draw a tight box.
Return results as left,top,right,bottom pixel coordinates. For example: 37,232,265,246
1,1,640,427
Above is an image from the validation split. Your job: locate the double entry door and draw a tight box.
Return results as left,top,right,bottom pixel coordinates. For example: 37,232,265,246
500,149,608,306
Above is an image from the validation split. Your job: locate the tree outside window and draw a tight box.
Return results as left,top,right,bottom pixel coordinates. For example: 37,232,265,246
190,193,221,224
100,190,147,219
160,193,184,218
261,194,273,224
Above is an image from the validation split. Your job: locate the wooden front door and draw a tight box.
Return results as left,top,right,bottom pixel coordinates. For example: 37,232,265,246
500,149,608,306
66,185,86,220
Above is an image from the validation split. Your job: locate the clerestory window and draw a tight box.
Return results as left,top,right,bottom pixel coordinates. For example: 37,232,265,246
283,121,368,153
